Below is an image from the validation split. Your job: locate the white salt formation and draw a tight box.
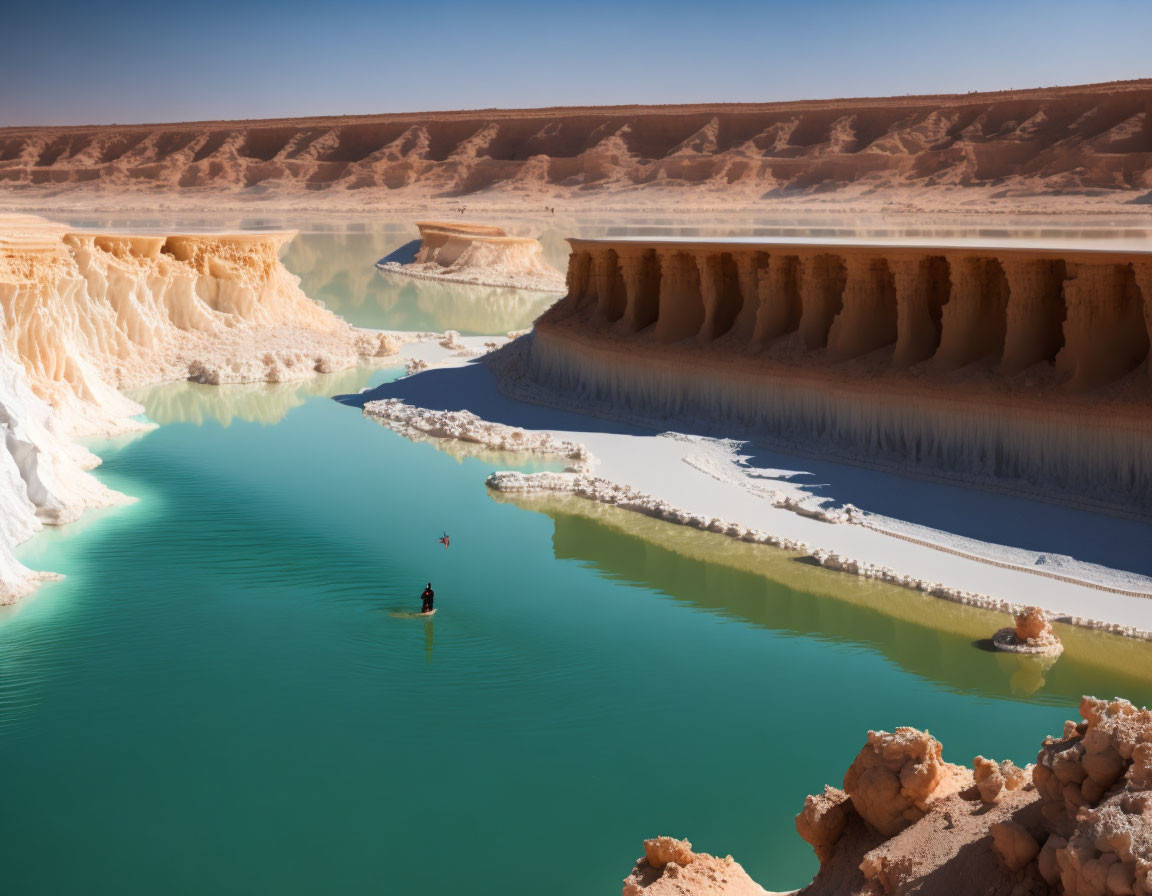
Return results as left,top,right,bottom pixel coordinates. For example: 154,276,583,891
0,214,397,602
363,399,590,466
378,222,566,292
526,237,1152,517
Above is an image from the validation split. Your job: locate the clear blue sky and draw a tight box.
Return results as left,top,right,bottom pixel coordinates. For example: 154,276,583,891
3,0,1149,126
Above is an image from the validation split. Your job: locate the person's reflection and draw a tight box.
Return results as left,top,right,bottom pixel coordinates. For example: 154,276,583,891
424,616,435,663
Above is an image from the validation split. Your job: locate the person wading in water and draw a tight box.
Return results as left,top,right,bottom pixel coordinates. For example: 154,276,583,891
420,582,434,614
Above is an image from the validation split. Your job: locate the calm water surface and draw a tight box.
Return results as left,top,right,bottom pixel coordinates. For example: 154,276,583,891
2,217,1152,895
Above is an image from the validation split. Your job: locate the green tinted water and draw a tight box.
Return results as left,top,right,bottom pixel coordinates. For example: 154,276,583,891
3,219,1152,895
3,369,1151,895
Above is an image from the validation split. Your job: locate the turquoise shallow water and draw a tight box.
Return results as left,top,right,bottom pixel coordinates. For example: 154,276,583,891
3,366,1152,895
4,216,1152,894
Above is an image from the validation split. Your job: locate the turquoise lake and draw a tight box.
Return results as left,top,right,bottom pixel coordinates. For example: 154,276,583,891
2,219,1152,895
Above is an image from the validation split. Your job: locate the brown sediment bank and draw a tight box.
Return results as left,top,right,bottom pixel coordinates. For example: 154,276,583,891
527,235,1152,517
2,79,1151,212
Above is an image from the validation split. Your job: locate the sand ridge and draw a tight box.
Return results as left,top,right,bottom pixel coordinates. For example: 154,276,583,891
2,80,1150,211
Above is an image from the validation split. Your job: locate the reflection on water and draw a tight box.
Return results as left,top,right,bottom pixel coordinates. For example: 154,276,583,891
127,366,390,427
5,372,1152,895
494,490,1152,704
280,228,557,334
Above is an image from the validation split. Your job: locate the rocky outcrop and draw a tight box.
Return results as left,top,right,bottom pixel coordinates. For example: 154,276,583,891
994,607,1066,657
525,236,1152,517
0,214,395,602
2,80,1150,206
974,756,1029,804
622,837,772,896
377,222,565,292
631,697,1152,896
841,727,970,837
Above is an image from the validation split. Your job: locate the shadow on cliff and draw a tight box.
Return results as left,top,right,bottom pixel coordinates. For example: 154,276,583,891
741,444,1152,579
375,239,421,266
336,346,1152,580
333,357,648,437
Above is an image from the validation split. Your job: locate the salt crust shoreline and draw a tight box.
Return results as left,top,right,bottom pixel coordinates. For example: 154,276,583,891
362,397,1152,643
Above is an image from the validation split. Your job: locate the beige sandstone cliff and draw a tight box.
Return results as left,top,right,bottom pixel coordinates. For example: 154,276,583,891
517,235,1152,516
629,697,1152,896
1,80,1150,209
0,214,395,603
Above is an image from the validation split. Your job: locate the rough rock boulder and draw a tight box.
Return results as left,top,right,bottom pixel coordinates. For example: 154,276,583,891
842,727,970,837
993,607,1065,657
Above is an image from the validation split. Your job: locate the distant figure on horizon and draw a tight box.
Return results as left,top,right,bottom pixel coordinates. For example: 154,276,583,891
421,582,434,614
438,532,450,549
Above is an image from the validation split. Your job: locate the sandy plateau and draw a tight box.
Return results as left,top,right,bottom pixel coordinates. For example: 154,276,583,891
1,80,1151,215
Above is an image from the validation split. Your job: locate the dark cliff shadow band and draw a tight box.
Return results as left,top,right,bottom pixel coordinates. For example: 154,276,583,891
336,342,1152,581
333,351,646,438
375,239,422,267
738,443,1152,578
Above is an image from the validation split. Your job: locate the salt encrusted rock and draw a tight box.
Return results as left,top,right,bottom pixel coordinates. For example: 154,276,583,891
1055,796,1152,895
1026,698,1152,895
438,329,466,351
363,401,591,467
843,727,969,837
992,607,1065,657
1034,698,1152,831
795,786,852,861
974,755,1029,804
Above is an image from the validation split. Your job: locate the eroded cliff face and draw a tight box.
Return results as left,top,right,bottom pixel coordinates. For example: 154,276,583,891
0,214,394,602
629,697,1152,896
1,80,1150,206
524,237,1152,516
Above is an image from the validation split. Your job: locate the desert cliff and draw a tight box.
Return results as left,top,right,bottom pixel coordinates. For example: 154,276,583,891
519,235,1152,516
1,80,1150,210
0,214,395,603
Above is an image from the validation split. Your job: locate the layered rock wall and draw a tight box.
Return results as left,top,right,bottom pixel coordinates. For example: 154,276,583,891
528,237,1152,515
1,80,1149,202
